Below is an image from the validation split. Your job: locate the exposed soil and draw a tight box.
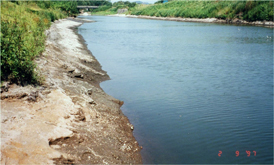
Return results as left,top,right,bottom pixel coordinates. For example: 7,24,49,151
1,18,142,164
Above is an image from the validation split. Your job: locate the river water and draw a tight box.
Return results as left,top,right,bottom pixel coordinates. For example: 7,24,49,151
78,16,273,164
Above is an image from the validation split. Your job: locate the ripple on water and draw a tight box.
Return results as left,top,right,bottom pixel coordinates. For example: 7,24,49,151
78,16,273,164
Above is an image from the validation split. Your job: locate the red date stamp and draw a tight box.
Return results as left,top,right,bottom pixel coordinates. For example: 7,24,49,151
218,150,256,157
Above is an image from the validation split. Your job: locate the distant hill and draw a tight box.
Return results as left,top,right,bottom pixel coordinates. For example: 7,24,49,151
134,1,150,4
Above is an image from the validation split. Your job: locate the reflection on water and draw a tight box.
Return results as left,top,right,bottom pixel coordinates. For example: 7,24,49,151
78,16,273,164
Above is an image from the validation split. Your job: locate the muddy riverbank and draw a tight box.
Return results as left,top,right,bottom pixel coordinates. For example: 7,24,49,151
1,18,142,164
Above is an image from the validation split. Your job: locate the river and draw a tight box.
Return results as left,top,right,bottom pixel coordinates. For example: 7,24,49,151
78,16,273,164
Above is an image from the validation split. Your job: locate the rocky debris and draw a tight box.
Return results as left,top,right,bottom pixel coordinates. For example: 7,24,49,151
67,68,75,73
1,92,28,100
127,123,134,131
62,64,68,69
1,82,10,93
120,143,133,152
112,99,124,107
88,98,96,105
1,19,142,165
28,91,39,102
87,88,92,95
0,84,41,101
74,74,84,78
52,155,75,165
74,109,86,122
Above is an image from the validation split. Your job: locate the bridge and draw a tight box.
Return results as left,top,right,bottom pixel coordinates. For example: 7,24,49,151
77,6,99,9
77,6,99,13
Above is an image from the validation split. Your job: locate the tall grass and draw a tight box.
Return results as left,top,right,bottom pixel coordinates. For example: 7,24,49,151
1,1,66,84
130,0,273,21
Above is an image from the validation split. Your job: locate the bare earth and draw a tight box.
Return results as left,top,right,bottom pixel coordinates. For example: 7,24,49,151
1,19,142,164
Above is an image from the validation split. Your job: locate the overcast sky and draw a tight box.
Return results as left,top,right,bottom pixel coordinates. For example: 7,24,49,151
110,0,158,4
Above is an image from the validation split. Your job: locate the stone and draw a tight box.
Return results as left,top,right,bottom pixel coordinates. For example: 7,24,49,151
28,91,39,102
67,68,75,73
18,93,28,99
74,74,84,78
30,91,38,97
87,89,92,95
112,99,124,106
127,123,134,130
1,82,9,93
62,64,68,69
28,96,37,102
89,100,96,105
119,100,124,106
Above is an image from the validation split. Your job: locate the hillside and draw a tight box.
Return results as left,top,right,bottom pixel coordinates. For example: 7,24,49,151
130,0,273,21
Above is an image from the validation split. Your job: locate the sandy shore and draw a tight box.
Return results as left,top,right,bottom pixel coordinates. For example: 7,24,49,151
111,14,274,27
1,19,142,164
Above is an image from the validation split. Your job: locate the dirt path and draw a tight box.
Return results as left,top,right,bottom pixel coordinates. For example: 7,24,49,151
1,19,142,164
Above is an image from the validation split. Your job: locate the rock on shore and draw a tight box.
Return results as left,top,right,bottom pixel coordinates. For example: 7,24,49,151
1,19,142,164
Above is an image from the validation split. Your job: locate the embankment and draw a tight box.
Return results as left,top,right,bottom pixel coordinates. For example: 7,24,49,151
104,0,274,27
1,19,142,164
126,15,274,27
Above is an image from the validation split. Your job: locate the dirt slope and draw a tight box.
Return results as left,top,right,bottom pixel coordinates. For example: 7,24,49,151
1,19,142,164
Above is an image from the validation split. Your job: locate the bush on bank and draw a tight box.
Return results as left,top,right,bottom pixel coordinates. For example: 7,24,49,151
92,1,137,14
1,1,69,84
130,0,273,21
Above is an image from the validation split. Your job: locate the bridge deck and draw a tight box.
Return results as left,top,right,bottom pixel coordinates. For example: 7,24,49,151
77,6,99,9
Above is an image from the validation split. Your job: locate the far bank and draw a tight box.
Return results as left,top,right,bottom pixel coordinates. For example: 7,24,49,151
91,0,273,27
121,15,274,27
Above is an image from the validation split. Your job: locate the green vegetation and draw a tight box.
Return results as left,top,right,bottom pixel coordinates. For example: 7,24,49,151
77,0,112,6
0,1,78,84
155,0,165,4
90,0,272,21
2,0,272,84
130,0,273,21
91,1,137,15
91,10,117,16
1,0,113,84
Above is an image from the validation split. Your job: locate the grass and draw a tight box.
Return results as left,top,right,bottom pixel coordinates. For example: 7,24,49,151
130,0,273,21
90,10,117,15
91,1,138,15
1,1,67,84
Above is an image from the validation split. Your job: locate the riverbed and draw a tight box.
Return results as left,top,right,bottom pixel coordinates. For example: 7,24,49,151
78,15,273,164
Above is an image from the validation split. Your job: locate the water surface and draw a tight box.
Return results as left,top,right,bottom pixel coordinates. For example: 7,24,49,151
78,16,273,164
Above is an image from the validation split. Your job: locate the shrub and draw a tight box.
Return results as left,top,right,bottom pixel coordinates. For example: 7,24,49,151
130,0,273,21
1,1,67,84
94,5,112,12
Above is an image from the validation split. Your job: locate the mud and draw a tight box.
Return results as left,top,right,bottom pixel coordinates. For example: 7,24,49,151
1,18,142,164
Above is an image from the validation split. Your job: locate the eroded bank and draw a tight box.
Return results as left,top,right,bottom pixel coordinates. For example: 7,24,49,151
1,19,142,164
